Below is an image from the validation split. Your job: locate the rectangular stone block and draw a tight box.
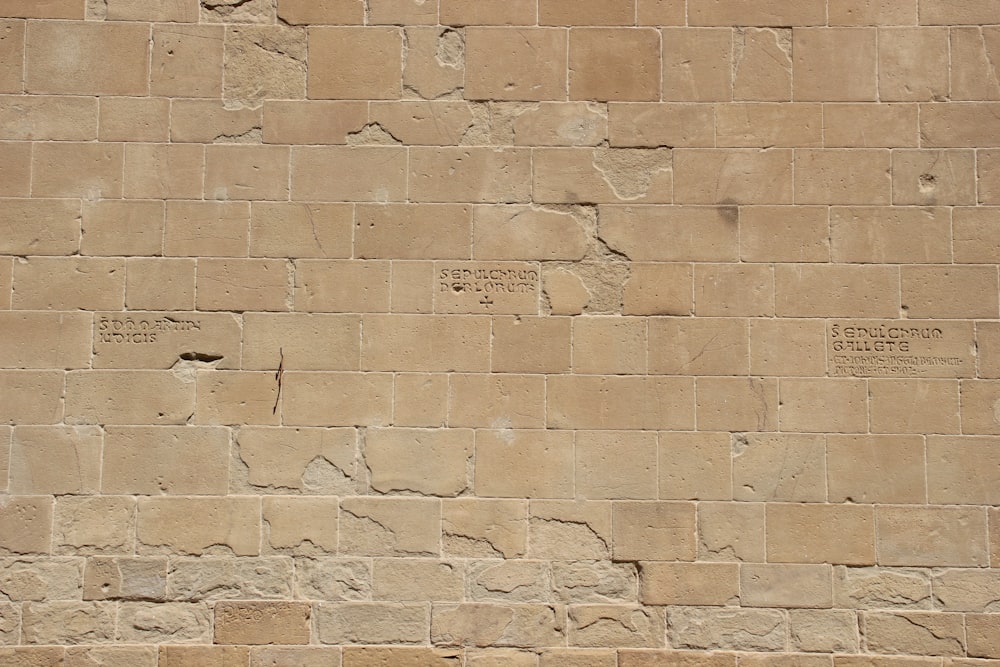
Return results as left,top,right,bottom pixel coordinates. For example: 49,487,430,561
474,430,574,498
373,558,463,602
779,378,868,433
877,506,988,566
195,371,279,426
82,200,164,257
170,100,261,143
465,28,567,101
794,149,890,204
534,148,673,204
65,371,194,426
159,646,249,667
433,262,540,315
362,314,489,372
929,434,1000,502
54,496,135,555
775,265,899,317
102,426,229,494
10,426,102,495
831,206,952,263
576,431,657,500
125,259,196,311
733,433,826,502
741,564,833,608
251,647,344,667
442,498,527,558
0,496,52,555
26,22,148,95
14,257,125,311
0,142,29,196
833,566,931,610
864,611,965,656
869,379,960,433
439,0,535,25
308,27,401,99
282,372,392,427
278,0,364,24
205,145,289,202
236,426,357,493
568,604,664,648
696,377,779,432
0,312,91,369
432,603,565,648
124,144,204,200
529,500,612,560
98,97,169,143
93,312,241,370
106,0,199,21
893,149,976,205
215,601,311,645
824,102,918,147
548,376,695,430
667,607,785,652
339,497,440,556
750,318,827,376
920,0,1000,24
827,435,926,504
570,28,660,102
410,147,531,203
612,501,696,561
365,427,472,496
717,104,820,147
640,562,738,606
599,205,738,261
21,601,115,645
661,27,732,102
137,497,260,556
292,146,407,202
648,317,748,375
879,27,949,102
766,503,875,565
609,102,715,148
31,142,123,199
920,102,1000,147
674,149,793,204
0,371,63,425
902,265,1000,319
357,204,471,260
84,556,167,601
164,200,249,258
197,258,289,312
0,21,22,93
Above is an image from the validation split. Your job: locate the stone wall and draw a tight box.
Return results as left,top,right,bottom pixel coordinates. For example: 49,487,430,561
2,0,1000,664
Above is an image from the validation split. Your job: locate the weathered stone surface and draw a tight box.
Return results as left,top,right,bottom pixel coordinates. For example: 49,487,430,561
432,603,565,648
215,601,311,645
84,557,168,602
0,558,83,601
21,602,116,645
316,602,427,645
118,602,212,643
166,557,292,601
666,607,786,652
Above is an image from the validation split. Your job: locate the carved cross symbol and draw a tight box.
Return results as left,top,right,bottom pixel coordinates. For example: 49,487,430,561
480,295,494,308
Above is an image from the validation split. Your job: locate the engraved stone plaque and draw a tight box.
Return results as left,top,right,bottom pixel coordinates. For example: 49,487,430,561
828,320,975,378
93,312,242,369
433,261,541,315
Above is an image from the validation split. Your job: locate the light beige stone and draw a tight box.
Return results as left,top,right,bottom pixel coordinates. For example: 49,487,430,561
118,602,212,643
432,603,565,648
789,609,859,653
864,611,965,656
468,560,548,603
833,566,931,610
215,601,310,645
666,607,785,652
442,498,527,559
262,497,338,553
339,497,440,556
365,427,472,496
552,561,636,604
741,563,833,608
877,506,989,567
9,426,101,495
53,497,135,555
612,502,696,561
0,557,83,601
640,562,738,606
475,430,574,499
166,557,291,601
828,435,926,504
767,503,875,565
236,426,357,493
374,559,463,601
0,497,52,555
316,602,427,645
529,500,612,560
137,497,260,556
568,605,664,648
576,431,657,500
548,376,695,430
84,557,167,601
293,557,370,601
21,601,115,645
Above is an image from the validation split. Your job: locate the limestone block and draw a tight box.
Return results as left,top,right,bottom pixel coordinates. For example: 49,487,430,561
339,497,440,557
0,200,80,256
901,266,1000,319
827,435,926,504
9,426,101,495
170,100,261,143
740,563,833,608
548,376,694,431
151,25,224,98
864,611,965,656
197,259,290,312
552,561,637,604
639,562,738,606
102,426,228,495
465,28,566,101
794,149,891,205
84,557,168,601
611,502,696,562
25,22,148,95
164,201,249,258
833,566,932,610
695,377,779,432
293,557,371,601
599,205,737,261
281,373,392,427
215,601,311,645
294,260,390,313
534,148,672,204
0,558,83,601
931,569,1000,612
442,498,527,559
224,26,306,103
474,430,573,499
468,560,548,603
64,371,195,426
65,646,157,667
365,428,472,496
137,497,260,556
362,314,490,372
308,28,402,99
21,602,116,645
98,97,169,143
789,609,860,653
892,150,976,206
249,646,342,667
262,497,338,553
0,372,63,425
824,103,918,147
159,646,249,667
13,258,125,312
357,204,471,260
431,603,565,648
374,559,463,601
529,501,612,560
661,28,732,102
343,647,462,667
673,149,793,205
125,259,196,311
118,602,212,643
166,557,292,601
666,607,786,652
568,605,665,648
732,433,826,502
54,497,135,556
315,602,427,644
576,431,657,500
694,263,775,316
570,28,660,102
766,503,875,565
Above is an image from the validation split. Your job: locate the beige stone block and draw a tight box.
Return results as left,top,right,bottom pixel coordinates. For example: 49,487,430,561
137,497,260,556
449,374,545,428
667,607,785,651
93,311,241,370
32,142,123,199
657,432,729,500
828,435,926,504
968,614,1000,658
26,22,148,95
224,25,306,103
442,498,527,558
600,206,738,261
568,605,664,648
0,312,91,369
195,371,279,426
688,0,824,25
952,27,1000,101
14,257,125,311
779,378,868,433
893,149,976,205
309,27,401,99
340,497,439,556
0,558,82,602
160,646,249,667
612,501,696,561
374,559,463,601
698,502,765,562
0,648,67,667
294,260,389,313
392,373,447,427
512,103,606,147
539,0,633,24
789,609,859,653
540,649,617,667
215,601,310,645
21,601,115,645
928,436,1000,503
367,101,472,145
552,561,635,604
432,603,565,647
833,566,931,610
542,267,591,316
661,27,732,102
868,379,959,433
571,318,644,374
362,314,489,372
920,0,1000,24
570,28,659,102
824,102,919,147
0,371,63,425
0,143,29,196
65,646,157,667
465,28,566,101
795,148,891,205
10,426,101,495
102,426,229,495
576,431,657,500
473,205,590,261
0,95,98,140
902,265,999,319
878,505,987,566
955,208,1000,264
674,148,793,204
291,146,407,202
468,560,547,603
962,381,1000,435
475,430,573,498
80,200,162,257
54,496,134,555
197,258,289,312
388,261,434,315
0,21,21,93
695,263,773,316
243,313,359,372
250,647,343,667
829,0,917,24
366,427,472,496
263,100,366,145
357,204,471,260
400,28,464,100
0,257,10,310
440,0,536,25
697,377,779,432
640,562,738,605
775,265,898,317
343,647,461,667
534,148,673,204
794,28,877,101
204,145,289,202
717,103,820,147
979,322,1000,379
733,434,825,502
636,0,685,24
293,557,370,601
106,0,198,20
865,611,965,656
921,102,1000,148
163,200,248,258
831,206,951,263
119,602,212,643
740,205,829,262
170,100,261,143
65,371,194,426
621,263,692,316
741,563,833,608
767,503,875,565
879,28,949,101
250,203,352,259
123,144,203,200
932,569,1000,612
282,372,392,427
978,149,1000,204
619,651,737,667
993,507,1000,568
411,147,531,203
261,497,337,553
732,29,793,101
98,97,169,143
549,376,694,430
366,0,437,24
278,0,364,24
84,556,168,601
609,103,715,148
167,556,292,601
529,500,611,560
749,318,827,377
0,496,52,555
149,24,223,98
0,425,8,491
648,317,749,375
492,316,571,373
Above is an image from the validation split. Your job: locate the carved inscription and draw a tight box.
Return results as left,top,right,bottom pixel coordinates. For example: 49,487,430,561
93,312,241,369
828,320,975,378
434,261,540,314
96,314,201,345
